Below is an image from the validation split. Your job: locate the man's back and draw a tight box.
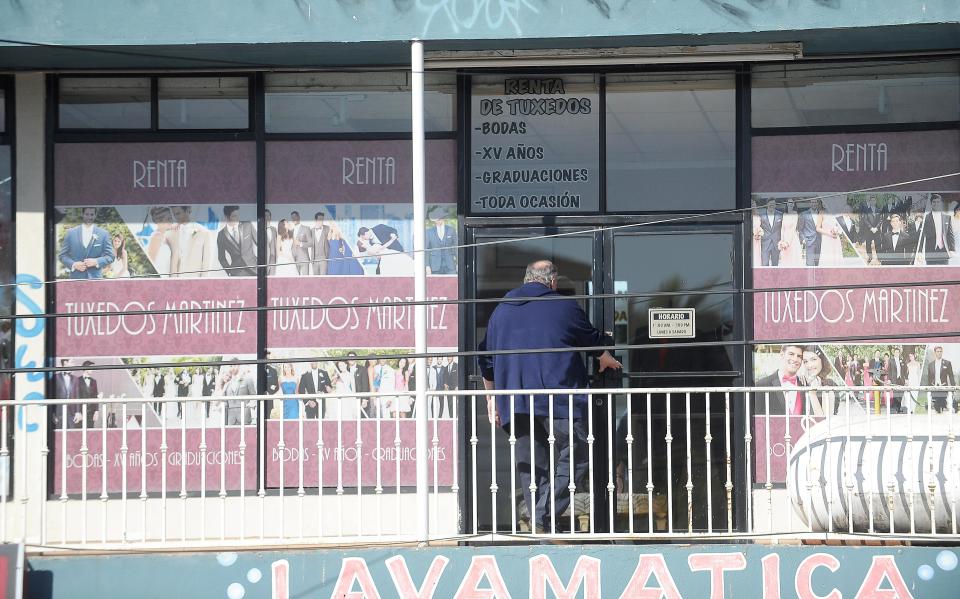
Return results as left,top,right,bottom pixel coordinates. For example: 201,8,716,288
480,281,608,425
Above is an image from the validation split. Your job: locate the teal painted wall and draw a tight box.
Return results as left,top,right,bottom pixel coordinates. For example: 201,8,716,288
0,0,957,46
25,544,960,599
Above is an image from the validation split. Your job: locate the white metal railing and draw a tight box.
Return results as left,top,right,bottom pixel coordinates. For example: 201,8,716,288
2,385,959,550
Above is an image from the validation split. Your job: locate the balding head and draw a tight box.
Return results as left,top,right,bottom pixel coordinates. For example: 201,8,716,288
524,260,558,288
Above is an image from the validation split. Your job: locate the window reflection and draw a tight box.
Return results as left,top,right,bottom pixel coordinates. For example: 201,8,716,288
606,72,736,211
265,72,456,133
59,77,151,129
752,60,960,128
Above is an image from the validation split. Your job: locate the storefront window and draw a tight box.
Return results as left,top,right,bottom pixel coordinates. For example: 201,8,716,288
59,77,151,129
752,59,960,128
470,74,600,214
264,72,456,133
0,88,5,132
606,71,736,211
158,77,250,130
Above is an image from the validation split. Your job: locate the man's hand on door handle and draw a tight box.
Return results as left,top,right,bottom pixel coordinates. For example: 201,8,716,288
598,350,622,373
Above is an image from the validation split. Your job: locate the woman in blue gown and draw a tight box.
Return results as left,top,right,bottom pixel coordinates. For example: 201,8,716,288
279,363,300,420
326,224,364,275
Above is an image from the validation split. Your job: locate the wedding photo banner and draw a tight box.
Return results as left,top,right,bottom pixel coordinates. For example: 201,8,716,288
751,129,960,484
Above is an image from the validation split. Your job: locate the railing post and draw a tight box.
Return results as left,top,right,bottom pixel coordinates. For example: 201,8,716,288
411,38,429,544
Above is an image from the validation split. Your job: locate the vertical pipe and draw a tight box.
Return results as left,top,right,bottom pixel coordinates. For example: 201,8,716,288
411,38,429,544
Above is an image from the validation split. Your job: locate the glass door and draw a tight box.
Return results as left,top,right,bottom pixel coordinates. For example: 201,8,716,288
466,227,601,533
466,223,746,534
603,225,745,533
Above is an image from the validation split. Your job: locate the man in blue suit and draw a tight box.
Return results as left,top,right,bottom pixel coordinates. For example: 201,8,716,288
58,207,115,279
478,260,620,533
425,210,457,274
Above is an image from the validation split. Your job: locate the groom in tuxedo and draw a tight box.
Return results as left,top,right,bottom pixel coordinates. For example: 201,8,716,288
217,206,258,276
922,194,954,266
754,344,804,415
426,211,457,274
291,211,313,276
170,205,210,277
298,361,331,419
59,207,115,279
796,201,821,266
310,212,330,276
264,209,278,276
756,199,784,266
879,213,915,265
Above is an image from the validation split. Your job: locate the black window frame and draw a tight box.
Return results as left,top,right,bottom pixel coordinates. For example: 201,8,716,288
55,73,255,134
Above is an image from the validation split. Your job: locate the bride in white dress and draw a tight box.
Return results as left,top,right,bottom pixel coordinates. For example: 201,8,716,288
274,219,299,277
147,206,175,276
357,235,414,276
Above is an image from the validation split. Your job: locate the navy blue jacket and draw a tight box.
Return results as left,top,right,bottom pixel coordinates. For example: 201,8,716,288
477,282,609,426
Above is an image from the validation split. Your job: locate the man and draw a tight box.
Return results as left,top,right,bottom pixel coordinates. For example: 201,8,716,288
479,260,621,533
59,207,115,279
878,213,916,266
311,212,330,276
290,211,313,276
922,194,954,266
837,212,859,246
54,360,77,429
754,344,804,415
756,199,784,267
347,352,371,416
264,209,278,276
888,347,907,414
298,361,331,419
860,195,884,264
371,224,403,253
70,361,100,429
359,226,402,275
927,346,956,413
169,205,210,277
223,361,256,425
217,205,258,276
150,369,165,416
870,350,885,380
202,367,217,418
795,201,821,266
444,356,458,392
426,210,457,274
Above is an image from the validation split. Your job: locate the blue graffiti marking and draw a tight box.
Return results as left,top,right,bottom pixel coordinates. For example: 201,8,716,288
14,273,45,432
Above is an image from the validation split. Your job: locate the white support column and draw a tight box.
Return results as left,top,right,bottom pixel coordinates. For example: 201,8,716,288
12,73,47,544
411,39,429,544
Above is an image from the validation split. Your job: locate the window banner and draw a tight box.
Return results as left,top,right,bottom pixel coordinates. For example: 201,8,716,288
751,130,960,487
53,142,258,494
264,140,460,491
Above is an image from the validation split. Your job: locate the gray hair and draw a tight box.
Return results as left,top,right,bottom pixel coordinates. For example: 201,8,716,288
523,260,558,286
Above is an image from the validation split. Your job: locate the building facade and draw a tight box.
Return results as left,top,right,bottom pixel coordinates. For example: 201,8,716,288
1,2,959,597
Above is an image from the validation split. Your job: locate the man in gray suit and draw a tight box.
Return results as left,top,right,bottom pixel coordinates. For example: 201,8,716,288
223,361,256,425
311,211,330,275
217,206,258,276
796,200,821,266
290,211,313,276
264,209,278,276
756,198,784,267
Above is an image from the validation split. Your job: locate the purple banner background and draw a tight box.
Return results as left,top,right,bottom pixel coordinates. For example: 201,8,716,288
267,277,459,348
753,268,959,342
55,142,257,205
752,130,960,193
53,427,258,495
267,140,457,204
752,415,807,484
264,420,455,487
56,279,258,357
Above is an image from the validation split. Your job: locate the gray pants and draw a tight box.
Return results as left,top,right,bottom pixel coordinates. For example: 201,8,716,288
510,415,588,531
